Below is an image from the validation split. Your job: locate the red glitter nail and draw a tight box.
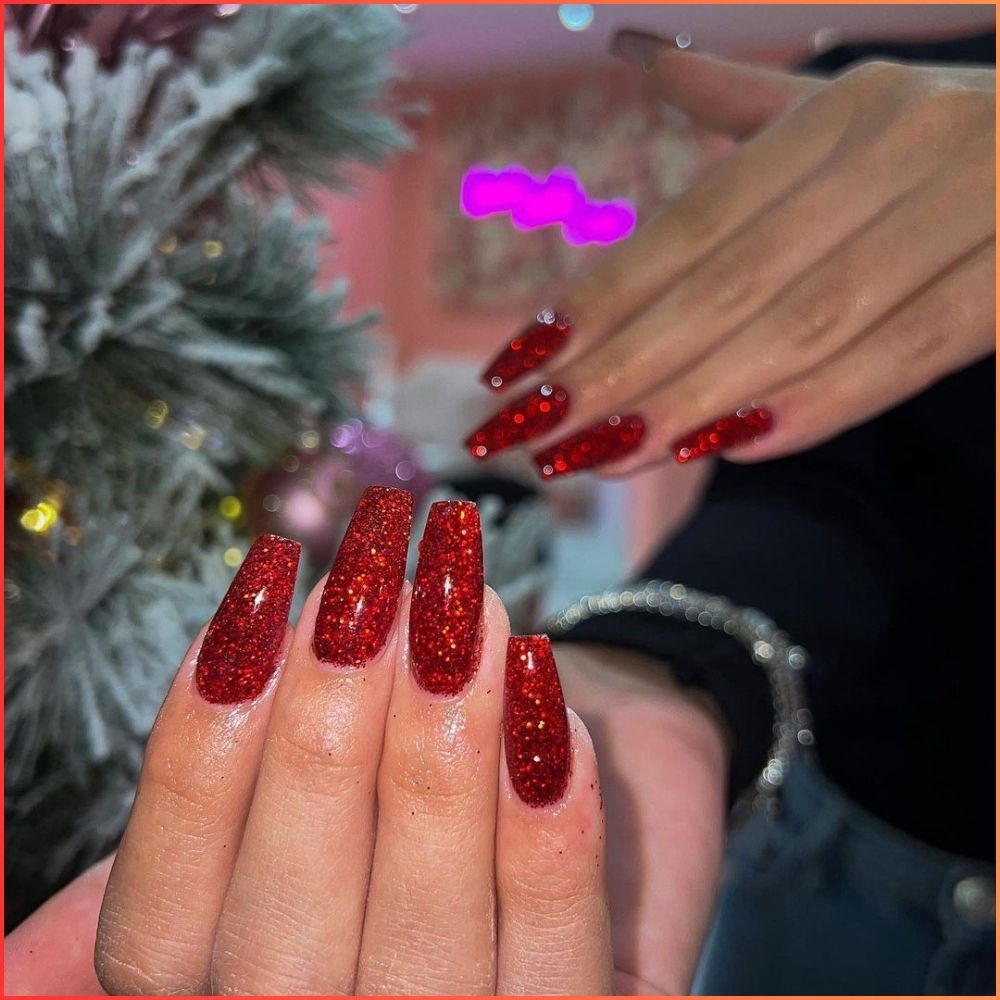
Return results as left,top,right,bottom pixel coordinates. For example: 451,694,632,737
533,414,646,479
465,383,571,460
409,501,484,696
196,533,300,704
480,309,572,392
673,406,775,464
312,486,413,667
504,635,570,808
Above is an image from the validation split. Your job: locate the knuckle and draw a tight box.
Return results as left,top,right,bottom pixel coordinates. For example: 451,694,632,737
499,857,598,925
95,924,205,995
264,721,368,797
841,59,907,93
781,278,851,352
140,747,231,827
381,743,482,817
671,183,731,252
692,250,761,321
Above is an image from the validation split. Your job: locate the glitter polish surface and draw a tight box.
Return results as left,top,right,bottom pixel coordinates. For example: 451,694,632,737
312,486,413,667
533,413,646,479
504,635,570,808
409,501,484,696
465,383,571,460
480,309,572,392
673,406,775,464
196,533,300,704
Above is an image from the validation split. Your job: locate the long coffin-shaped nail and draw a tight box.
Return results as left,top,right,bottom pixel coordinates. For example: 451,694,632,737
313,486,413,667
409,500,484,696
504,635,570,807
465,383,571,460
533,414,646,479
672,406,774,464
480,309,572,392
196,533,301,704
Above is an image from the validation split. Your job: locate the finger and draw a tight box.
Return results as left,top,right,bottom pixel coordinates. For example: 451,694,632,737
612,31,825,137
730,239,995,462
94,534,300,995
211,487,413,995
476,78,854,395
4,856,113,996
357,503,507,995
496,637,612,996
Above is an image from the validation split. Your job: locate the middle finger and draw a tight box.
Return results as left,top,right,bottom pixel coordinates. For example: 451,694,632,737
356,501,508,995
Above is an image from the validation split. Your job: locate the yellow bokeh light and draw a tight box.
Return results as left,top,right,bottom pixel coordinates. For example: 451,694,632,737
223,547,243,568
144,400,169,429
203,239,224,259
20,501,59,534
218,495,243,520
299,429,320,451
156,233,179,254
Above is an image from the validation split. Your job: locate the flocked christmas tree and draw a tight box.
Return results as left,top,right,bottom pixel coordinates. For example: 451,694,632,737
4,4,407,924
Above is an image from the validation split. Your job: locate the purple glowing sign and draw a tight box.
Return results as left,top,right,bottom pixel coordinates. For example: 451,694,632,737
460,164,636,245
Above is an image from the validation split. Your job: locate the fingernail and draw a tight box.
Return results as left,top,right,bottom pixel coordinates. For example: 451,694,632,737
611,29,671,67
533,413,646,479
409,501,484,696
480,309,572,392
672,406,775,464
313,486,413,667
196,533,300,704
504,635,570,807
465,383,571,460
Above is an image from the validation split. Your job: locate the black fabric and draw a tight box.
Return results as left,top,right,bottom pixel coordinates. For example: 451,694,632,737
558,34,995,861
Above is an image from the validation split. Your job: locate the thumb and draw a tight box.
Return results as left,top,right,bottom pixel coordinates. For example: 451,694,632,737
612,30,826,138
4,855,114,996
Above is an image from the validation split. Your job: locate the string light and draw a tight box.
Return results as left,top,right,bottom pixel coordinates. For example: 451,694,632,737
179,424,206,450
144,400,169,429
156,234,178,254
20,500,59,534
202,239,224,259
223,547,243,567
218,495,243,520
299,429,320,451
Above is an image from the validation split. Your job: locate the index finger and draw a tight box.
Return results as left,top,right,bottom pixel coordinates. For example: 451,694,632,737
94,534,300,996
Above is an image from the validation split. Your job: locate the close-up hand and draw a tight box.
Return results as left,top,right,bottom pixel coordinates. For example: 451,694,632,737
4,488,729,997
465,40,995,476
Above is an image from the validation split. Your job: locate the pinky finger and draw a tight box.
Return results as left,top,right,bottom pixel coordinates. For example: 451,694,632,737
728,240,995,463
496,636,613,996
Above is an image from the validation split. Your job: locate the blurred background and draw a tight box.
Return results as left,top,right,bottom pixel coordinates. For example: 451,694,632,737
5,3,994,929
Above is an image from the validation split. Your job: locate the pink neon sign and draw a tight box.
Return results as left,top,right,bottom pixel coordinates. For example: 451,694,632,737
460,164,636,245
